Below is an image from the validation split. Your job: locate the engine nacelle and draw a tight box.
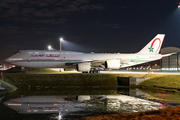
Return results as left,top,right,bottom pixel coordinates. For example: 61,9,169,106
77,62,91,71
105,60,120,69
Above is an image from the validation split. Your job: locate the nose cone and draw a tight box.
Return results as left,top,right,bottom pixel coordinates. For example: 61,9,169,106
5,56,15,63
5,57,10,63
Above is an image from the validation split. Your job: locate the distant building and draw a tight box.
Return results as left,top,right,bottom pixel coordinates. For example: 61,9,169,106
124,47,180,71
160,47,180,71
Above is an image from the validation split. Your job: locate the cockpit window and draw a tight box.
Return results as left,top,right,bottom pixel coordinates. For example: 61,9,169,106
14,51,21,54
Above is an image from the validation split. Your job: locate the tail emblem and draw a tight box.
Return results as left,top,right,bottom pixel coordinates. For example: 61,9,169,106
148,38,161,53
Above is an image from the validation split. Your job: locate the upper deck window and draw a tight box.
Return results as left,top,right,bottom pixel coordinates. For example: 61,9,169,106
35,52,39,54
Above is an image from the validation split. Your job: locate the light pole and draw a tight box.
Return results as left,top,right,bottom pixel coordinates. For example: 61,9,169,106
48,45,52,50
60,38,63,51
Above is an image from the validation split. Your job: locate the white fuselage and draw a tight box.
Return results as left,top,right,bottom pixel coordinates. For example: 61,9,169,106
5,50,162,68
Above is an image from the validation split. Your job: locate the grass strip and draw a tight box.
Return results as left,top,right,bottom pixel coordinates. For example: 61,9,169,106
4,74,118,87
138,74,180,90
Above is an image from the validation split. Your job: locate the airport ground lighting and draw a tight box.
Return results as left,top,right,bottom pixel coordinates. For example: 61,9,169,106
60,38,64,51
178,2,180,8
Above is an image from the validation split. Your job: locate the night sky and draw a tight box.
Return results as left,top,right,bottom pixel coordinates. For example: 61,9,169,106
0,0,179,65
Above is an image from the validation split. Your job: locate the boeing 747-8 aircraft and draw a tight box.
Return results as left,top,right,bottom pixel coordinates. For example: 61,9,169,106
5,34,170,73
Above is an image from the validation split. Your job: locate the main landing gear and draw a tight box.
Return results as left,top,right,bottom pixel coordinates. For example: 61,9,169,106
87,68,100,74
82,71,89,73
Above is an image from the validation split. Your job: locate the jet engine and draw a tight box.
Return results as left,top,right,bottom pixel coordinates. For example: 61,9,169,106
77,62,91,72
105,60,120,69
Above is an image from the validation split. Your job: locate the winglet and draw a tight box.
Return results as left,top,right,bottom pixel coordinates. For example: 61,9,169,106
138,34,165,54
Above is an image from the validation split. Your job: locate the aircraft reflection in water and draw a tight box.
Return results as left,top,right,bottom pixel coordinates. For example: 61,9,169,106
3,95,165,119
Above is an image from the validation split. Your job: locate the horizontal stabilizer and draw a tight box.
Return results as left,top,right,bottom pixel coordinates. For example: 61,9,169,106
162,52,177,57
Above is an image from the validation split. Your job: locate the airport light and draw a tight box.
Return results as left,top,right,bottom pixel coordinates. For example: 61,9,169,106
178,2,180,8
48,45,52,50
59,38,64,51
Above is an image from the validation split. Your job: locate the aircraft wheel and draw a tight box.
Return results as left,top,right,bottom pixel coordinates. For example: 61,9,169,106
82,71,89,73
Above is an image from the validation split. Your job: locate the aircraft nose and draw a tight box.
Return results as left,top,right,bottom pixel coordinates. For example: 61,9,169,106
5,57,10,63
